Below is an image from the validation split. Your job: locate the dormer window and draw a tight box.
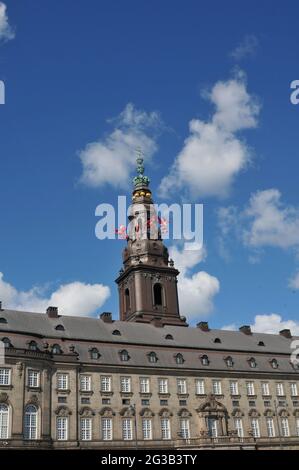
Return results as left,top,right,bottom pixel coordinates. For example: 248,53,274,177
0,318,7,324
175,353,184,365
249,357,257,368
55,324,65,331
112,330,121,336
119,350,129,362
258,341,265,347
165,334,173,340
271,359,278,369
90,348,100,360
28,341,38,351
201,355,209,366
1,337,12,348
225,356,234,367
214,338,221,344
52,344,62,355
148,352,158,363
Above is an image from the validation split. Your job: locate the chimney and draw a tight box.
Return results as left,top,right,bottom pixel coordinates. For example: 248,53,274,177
151,317,164,328
197,321,209,332
239,325,252,335
100,312,113,323
46,306,58,318
279,329,292,339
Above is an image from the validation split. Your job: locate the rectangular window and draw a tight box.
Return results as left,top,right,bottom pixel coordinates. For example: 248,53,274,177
276,383,284,396
140,377,150,394
120,376,131,393
102,398,111,405
290,383,298,396
57,373,68,391
212,380,222,395
158,378,168,394
177,378,187,395
161,418,171,440
251,418,260,438
0,405,9,439
28,370,40,388
266,417,275,438
80,418,92,441
102,418,113,441
81,397,90,405
142,418,152,440
296,418,299,437
261,382,270,396
122,419,133,440
56,416,68,441
141,399,150,406
281,418,289,437
195,379,205,395
58,397,67,404
100,376,111,392
0,368,11,386
180,419,190,439
246,381,255,396
160,400,168,406
234,418,244,438
230,381,239,395
80,375,91,392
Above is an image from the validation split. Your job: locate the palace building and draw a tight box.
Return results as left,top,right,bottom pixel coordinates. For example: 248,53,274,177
0,155,299,450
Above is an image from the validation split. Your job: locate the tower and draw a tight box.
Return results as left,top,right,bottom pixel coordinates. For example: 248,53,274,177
115,150,188,327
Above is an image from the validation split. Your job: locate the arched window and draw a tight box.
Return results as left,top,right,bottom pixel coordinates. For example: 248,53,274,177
201,355,209,366
0,318,7,324
28,341,38,351
52,344,62,355
258,341,265,347
214,338,221,344
1,338,12,349
153,283,163,306
165,334,173,340
24,405,38,440
55,324,65,331
125,289,130,312
90,348,100,360
119,350,129,362
225,356,234,367
0,404,9,439
249,357,257,368
270,359,278,369
175,353,184,365
148,352,158,363
112,330,121,336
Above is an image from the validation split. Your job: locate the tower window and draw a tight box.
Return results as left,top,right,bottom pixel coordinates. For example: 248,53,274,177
153,283,163,306
125,289,130,312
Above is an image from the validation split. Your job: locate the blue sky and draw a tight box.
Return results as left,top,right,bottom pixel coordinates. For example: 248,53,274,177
0,0,299,333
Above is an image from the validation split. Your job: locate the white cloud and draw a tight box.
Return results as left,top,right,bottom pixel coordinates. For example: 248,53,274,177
289,272,299,290
79,103,162,189
0,2,14,42
230,35,259,61
243,189,299,249
159,72,260,199
169,243,220,321
0,272,110,317
251,313,299,335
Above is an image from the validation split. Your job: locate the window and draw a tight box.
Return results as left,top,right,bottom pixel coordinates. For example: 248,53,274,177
230,381,239,395
264,401,271,407
80,375,91,392
2,338,11,349
261,382,270,396
249,358,257,368
90,348,99,360
28,341,38,351
214,337,221,344
258,341,265,347
160,400,168,406
125,288,130,312
266,417,275,438
161,418,171,440
56,416,68,441
140,377,150,394
158,378,168,394
113,330,121,336
276,383,285,396
153,283,163,306
122,419,133,440
142,418,152,440
177,378,187,395
249,400,256,407
281,418,290,437
28,370,40,388
296,418,299,437
100,376,111,393
271,359,278,369
0,318,7,324
246,381,255,396
0,404,9,439
148,352,158,363
175,353,184,365
290,383,298,396
81,397,90,405
232,400,240,407
212,380,222,395
201,355,209,366
179,419,190,439
24,405,38,440
251,418,260,438
102,398,111,405
57,373,68,391
58,397,67,404
195,379,205,395
225,356,233,367
142,399,150,406
122,399,130,405
119,350,129,361
102,418,113,441
179,400,187,406
120,376,131,393
80,418,92,441
234,418,244,438
52,344,62,355
0,368,11,386
55,325,65,331
165,334,173,340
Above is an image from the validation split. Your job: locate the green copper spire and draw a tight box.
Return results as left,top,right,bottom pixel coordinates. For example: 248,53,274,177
132,148,150,188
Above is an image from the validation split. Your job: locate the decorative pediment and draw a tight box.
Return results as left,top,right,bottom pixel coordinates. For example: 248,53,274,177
99,407,115,418
0,392,9,404
177,408,192,418
120,406,135,417
139,407,155,418
54,406,72,417
197,394,227,414
27,394,40,407
79,406,95,417
159,408,173,418
231,408,244,418
278,409,289,417
264,409,275,417
248,408,260,417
